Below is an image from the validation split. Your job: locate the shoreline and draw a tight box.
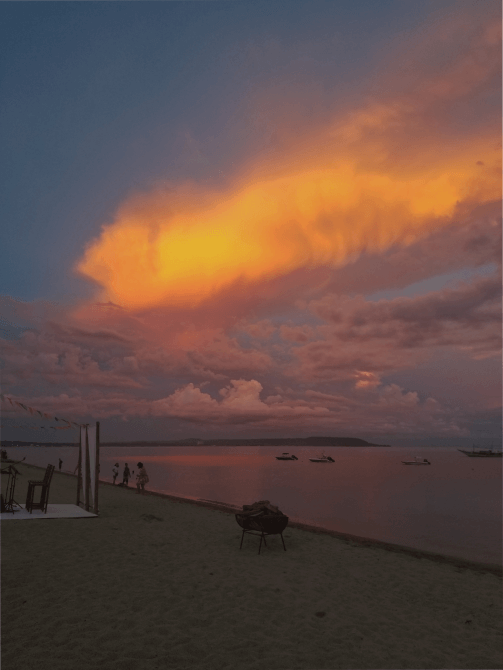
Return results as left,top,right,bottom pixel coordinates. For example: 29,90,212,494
47,463,502,576
3,462,502,670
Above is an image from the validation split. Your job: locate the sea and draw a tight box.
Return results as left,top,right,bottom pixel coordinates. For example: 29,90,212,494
5,445,501,566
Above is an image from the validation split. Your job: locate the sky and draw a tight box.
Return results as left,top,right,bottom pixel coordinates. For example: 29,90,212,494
0,0,501,447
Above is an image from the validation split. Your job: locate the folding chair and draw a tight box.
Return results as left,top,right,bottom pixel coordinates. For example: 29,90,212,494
26,464,55,513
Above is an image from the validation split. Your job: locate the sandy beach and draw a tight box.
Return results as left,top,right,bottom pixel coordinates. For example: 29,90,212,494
2,463,502,670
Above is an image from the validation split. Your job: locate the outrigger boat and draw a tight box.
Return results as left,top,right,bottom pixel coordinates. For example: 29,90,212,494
275,453,298,460
402,457,431,465
458,445,502,457
0,453,26,466
309,453,335,463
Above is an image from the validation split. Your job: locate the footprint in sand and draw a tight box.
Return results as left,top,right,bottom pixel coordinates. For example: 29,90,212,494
140,514,163,522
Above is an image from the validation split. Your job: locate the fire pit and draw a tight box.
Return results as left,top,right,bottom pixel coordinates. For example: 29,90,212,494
235,500,289,554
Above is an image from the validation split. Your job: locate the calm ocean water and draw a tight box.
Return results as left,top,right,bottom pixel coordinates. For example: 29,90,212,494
6,445,502,565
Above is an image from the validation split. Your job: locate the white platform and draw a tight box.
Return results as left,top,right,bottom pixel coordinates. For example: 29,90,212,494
1,504,97,520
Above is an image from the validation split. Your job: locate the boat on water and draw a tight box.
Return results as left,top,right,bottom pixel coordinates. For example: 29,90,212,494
458,445,502,457
309,453,335,463
275,453,299,460
402,457,431,465
0,450,26,466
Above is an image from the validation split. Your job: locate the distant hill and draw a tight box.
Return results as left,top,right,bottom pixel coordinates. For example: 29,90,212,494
1,441,78,447
1,436,390,447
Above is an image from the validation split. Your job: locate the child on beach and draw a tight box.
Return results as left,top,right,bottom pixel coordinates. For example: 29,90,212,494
136,462,149,495
112,463,119,485
122,463,131,486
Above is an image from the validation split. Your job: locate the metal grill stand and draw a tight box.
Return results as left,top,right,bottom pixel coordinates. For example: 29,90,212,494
236,513,289,555
1,465,22,513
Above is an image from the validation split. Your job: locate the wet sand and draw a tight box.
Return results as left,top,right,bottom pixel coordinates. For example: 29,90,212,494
2,462,502,670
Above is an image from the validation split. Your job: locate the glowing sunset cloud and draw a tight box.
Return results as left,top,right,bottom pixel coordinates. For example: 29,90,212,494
77,135,499,310
76,14,501,311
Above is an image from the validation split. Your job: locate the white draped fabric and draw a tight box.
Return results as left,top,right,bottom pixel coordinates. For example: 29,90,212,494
80,425,87,486
79,425,97,510
88,425,96,495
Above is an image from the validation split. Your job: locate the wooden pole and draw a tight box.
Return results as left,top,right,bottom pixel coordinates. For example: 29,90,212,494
84,425,90,512
94,421,100,515
76,427,82,506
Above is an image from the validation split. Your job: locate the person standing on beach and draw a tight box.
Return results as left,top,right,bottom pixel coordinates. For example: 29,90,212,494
136,462,149,495
58,458,63,471
122,463,131,486
112,463,119,485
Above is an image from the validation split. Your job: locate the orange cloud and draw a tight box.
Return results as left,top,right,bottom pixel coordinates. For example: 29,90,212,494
77,137,499,310
76,13,501,312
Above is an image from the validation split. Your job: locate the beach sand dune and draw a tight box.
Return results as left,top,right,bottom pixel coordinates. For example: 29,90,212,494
2,463,502,669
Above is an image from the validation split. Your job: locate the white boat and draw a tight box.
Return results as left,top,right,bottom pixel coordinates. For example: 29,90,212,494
402,457,431,465
275,453,298,460
309,453,335,463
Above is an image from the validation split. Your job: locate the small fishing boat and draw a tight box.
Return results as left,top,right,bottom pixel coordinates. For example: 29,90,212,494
458,446,502,457
275,453,298,460
0,451,26,466
309,453,335,463
402,457,431,465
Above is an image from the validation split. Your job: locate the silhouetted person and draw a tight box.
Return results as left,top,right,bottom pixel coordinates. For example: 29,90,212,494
136,462,149,495
112,463,119,485
58,458,63,471
122,463,131,486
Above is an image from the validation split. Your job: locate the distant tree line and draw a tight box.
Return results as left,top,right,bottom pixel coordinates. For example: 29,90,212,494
1,436,390,448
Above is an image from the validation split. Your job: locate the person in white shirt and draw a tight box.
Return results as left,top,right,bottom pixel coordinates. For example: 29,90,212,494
136,462,149,495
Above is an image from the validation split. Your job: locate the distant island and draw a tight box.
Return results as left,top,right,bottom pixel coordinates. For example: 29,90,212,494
1,436,390,447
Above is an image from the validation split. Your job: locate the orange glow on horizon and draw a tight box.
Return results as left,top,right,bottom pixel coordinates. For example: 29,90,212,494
135,454,272,466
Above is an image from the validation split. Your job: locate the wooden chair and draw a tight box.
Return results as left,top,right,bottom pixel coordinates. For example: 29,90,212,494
25,464,55,513
236,513,289,554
